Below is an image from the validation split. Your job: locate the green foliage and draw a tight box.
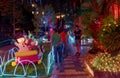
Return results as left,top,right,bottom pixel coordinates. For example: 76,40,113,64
99,16,120,55
32,4,55,35
81,0,120,56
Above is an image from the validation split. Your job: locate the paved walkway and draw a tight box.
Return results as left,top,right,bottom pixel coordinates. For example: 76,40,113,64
51,56,90,78
50,38,92,78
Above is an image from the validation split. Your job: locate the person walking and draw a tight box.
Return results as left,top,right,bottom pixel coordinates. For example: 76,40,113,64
74,25,82,58
51,28,64,72
59,28,68,58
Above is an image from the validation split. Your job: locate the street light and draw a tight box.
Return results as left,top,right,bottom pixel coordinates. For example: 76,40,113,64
31,3,39,15
32,3,35,7
32,11,35,14
56,14,65,19
42,11,44,15
36,11,39,14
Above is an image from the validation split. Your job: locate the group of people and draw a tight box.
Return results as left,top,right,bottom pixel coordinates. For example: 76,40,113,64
51,24,82,72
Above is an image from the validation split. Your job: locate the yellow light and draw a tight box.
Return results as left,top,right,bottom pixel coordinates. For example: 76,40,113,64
56,15,60,18
32,4,35,7
104,25,107,26
17,37,25,43
103,29,105,31
108,24,111,26
38,58,42,64
36,11,39,14
11,62,16,66
114,21,117,24
32,11,34,14
61,14,65,18
116,24,118,27
42,11,44,15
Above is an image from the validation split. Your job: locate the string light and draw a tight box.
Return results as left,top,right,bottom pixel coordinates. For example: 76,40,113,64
91,53,120,72
116,24,118,27
108,24,111,26
113,21,117,24
32,4,35,7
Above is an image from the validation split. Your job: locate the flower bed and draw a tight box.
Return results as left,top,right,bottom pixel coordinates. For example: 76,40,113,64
85,52,120,78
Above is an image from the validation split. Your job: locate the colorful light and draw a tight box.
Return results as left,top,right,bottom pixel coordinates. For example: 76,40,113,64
17,37,25,43
11,62,16,67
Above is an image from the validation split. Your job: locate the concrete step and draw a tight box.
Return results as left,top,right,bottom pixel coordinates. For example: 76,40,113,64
50,74,90,78
52,69,89,75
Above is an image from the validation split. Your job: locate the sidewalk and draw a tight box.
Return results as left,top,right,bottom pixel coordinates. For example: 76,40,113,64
50,39,91,78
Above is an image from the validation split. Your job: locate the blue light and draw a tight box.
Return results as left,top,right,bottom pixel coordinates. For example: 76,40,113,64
68,34,75,44
2,58,15,76
14,61,26,77
0,56,2,76
47,50,54,75
7,47,18,61
14,60,37,77
66,25,70,29
1,44,54,77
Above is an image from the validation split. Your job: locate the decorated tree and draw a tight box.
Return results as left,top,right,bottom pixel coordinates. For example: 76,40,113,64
99,16,120,55
32,4,55,36
84,1,120,75
81,0,116,53
88,17,120,72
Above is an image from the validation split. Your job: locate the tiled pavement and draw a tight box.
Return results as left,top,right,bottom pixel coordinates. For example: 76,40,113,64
50,39,92,78
50,55,90,78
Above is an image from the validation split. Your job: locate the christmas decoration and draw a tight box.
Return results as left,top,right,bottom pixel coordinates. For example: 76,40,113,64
99,16,120,55
32,4,55,36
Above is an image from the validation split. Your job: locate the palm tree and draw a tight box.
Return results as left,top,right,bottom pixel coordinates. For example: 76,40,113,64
81,0,116,53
